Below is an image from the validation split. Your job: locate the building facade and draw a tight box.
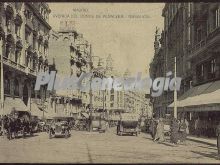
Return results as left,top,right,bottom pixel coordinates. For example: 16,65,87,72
150,2,220,136
0,2,51,116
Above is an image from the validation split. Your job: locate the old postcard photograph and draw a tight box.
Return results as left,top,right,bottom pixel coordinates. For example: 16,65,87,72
0,1,220,164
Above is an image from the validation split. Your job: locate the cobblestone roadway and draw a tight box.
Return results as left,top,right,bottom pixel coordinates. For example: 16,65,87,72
0,128,219,163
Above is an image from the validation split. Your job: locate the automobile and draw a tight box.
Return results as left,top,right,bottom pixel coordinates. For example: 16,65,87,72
163,119,171,136
48,117,71,139
38,121,46,132
44,118,53,133
90,112,107,133
117,113,139,136
10,110,34,138
163,114,172,136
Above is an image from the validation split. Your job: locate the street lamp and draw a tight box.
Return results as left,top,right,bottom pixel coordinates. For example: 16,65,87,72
88,50,105,131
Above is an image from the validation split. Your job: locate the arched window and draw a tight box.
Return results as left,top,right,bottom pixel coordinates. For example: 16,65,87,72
4,75,10,94
14,78,19,96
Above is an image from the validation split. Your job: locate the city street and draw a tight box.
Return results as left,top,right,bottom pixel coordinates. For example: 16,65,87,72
0,127,220,163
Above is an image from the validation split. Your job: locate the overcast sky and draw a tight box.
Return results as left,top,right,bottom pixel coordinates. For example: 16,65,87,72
48,3,164,77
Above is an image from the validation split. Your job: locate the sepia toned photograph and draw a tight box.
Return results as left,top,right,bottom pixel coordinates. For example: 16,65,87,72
0,1,220,164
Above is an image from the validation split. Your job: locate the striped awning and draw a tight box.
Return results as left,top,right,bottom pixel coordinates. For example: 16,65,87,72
168,80,220,109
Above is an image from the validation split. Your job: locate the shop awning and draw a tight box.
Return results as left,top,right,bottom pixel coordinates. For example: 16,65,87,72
1,97,28,115
168,80,220,108
30,102,43,118
44,110,57,119
81,112,89,118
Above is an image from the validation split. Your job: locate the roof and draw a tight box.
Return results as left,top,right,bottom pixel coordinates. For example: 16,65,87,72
168,80,220,108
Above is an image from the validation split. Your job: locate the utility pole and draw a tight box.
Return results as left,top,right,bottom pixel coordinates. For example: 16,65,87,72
174,56,177,119
0,37,4,134
89,44,93,132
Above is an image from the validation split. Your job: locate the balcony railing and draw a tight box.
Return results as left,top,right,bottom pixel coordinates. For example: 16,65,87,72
207,27,220,41
189,27,220,59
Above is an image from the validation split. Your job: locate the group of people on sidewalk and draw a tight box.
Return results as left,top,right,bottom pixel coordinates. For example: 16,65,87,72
149,117,189,144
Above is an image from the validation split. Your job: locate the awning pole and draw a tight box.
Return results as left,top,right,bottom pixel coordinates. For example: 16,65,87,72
174,56,177,119
0,38,4,133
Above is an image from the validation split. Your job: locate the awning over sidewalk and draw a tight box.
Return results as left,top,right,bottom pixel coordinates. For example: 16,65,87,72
168,80,220,108
30,102,43,118
1,97,28,115
81,112,89,118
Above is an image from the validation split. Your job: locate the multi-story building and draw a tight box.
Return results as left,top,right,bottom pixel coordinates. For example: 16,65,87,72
150,3,191,118
150,3,220,136
103,55,124,115
48,20,91,117
172,3,220,134
0,2,51,116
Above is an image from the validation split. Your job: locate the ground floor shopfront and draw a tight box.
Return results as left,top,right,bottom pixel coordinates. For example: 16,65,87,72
169,80,220,138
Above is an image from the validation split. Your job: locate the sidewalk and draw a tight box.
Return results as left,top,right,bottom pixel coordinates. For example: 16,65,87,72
187,135,216,146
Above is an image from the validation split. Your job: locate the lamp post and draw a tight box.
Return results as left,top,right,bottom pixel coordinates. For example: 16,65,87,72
88,46,104,131
174,56,177,119
0,37,4,134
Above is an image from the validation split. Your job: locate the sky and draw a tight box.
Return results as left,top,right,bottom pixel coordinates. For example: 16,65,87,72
48,3,164,77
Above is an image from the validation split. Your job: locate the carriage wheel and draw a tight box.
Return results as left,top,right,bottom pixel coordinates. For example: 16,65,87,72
49,130,52,139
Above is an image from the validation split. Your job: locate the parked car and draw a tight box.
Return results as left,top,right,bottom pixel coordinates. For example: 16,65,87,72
48,117,71,139
91,116,107,133
117,113,139,136
163,118,171,136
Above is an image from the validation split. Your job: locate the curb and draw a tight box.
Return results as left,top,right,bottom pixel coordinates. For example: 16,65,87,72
187,137,216,147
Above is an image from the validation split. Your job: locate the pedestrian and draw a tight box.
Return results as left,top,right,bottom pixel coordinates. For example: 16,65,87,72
216,122,220,159
154,118,165,142
150,118,157,139
185,118,189,135
195,117,200,137
179,119,187,143
170,118,179,144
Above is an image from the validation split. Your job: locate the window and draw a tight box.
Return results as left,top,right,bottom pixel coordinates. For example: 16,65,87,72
196,64,204,81
213,8,220,29
187,23,191,45
110,95,114,101
6,18,12,31
32,58,36,70
5,45,10,58
187,3,191,18
110,103,114,107
25,51,29,67
197,28,202,43
33,36,37,50
15,25,21,37
15,50,21,63
211,59,216,74
14,78,19,96
25,30,30,43
4,76,10,94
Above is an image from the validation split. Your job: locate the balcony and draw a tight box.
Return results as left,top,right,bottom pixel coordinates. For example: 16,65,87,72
2,56,27,74
189,27,220,59
207,27,220,43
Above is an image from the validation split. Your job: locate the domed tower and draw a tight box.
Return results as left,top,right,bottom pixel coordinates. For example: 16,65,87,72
154,27,160,54
124,68,131,79
105,54,113,76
